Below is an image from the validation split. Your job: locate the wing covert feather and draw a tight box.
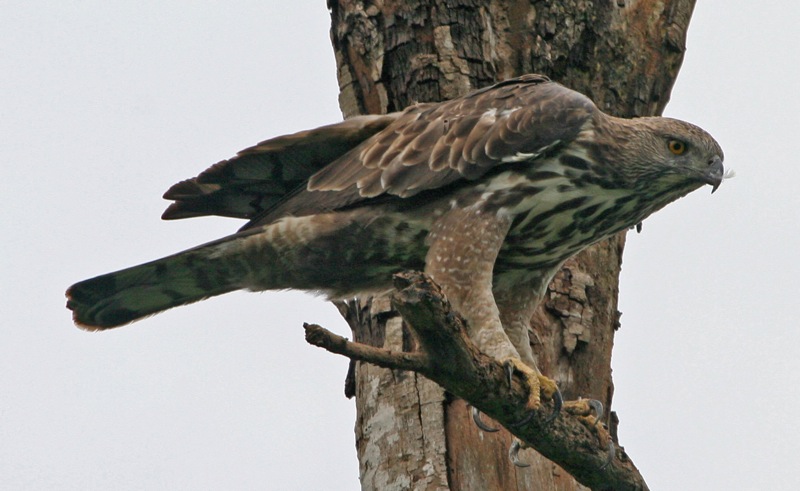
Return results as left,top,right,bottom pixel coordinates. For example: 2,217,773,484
308,74,596,199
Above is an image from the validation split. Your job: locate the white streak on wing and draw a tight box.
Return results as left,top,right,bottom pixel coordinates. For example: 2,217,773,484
500,140,562,163
496,107,521,117
501,152,539,163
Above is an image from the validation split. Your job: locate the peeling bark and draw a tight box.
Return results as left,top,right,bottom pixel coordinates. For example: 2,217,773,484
327,1,696,488
353,298,450,490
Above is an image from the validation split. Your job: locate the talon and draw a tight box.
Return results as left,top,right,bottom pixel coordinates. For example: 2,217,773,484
600,440,615,470
471,406,499,432
544,387,563,424
503,359,515,386
508,410,535,428
509,438,530,468
587,399,604,427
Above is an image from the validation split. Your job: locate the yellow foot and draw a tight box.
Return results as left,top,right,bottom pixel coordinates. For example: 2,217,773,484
564,399,616,467
502,358,558,411
564,399,605,429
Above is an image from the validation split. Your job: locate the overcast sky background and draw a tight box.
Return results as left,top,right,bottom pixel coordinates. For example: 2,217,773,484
2,1,798,489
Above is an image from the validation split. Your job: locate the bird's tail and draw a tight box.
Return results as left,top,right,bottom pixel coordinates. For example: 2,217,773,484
66,231,261,331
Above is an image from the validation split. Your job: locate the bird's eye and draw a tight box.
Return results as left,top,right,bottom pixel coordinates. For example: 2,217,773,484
667,139,687,155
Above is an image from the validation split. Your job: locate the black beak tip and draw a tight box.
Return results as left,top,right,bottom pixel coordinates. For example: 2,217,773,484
707,156,724,194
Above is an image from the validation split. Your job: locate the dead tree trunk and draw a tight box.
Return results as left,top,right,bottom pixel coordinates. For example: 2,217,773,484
326,1,696,489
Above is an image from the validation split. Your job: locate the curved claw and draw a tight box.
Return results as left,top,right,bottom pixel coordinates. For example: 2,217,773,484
504,360,515,386
509,438,530,468
587,398,604,426
599,440,615,470
507,386,561,428
471,406,499,432
544,387,563,424
508,409,535,428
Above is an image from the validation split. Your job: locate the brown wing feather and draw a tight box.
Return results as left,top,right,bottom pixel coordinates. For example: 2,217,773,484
165,74,597,231
307,74,596,201
161,114,398,220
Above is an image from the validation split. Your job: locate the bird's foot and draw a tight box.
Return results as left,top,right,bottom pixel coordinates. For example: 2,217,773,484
502,357,559,414
564,398,615,469
470,358,561,433
508,397,612,469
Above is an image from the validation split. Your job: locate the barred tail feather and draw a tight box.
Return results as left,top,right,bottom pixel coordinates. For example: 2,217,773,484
66,234,255,330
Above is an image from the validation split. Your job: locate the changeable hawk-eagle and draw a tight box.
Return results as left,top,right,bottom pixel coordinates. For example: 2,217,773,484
67,74,724,407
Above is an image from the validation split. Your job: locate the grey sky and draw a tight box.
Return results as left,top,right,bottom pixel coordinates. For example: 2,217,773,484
2,1,797,489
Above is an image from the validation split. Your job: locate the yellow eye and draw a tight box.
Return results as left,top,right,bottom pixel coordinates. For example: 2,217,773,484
668,139,686,155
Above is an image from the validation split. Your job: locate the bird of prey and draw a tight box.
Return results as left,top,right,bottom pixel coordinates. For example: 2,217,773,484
67,74,723,410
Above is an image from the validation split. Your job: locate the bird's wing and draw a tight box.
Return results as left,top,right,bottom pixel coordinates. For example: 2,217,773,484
164,75,596,230
307,74,596,199
161,113,399,220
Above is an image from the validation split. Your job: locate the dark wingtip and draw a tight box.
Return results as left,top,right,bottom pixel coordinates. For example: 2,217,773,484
160,202,199,221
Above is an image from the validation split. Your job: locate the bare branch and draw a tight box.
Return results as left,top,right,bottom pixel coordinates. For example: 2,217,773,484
304,272,649,491
304,322,428,372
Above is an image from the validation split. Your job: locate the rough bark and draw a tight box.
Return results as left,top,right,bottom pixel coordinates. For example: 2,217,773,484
326,1,696,489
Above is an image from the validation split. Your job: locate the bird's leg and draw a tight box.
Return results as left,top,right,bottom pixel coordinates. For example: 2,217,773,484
495,286,562,421
495,280,613,468
425,209,521,363
466,279,563,466
493,287,543,371
426,210,559,424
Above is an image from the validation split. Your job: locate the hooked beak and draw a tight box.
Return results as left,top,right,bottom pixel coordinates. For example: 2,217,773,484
704,155,724,193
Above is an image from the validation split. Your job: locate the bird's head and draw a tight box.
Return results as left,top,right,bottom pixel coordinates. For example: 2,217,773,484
612,116,725,198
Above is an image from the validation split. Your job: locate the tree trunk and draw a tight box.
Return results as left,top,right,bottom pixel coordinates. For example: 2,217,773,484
327,1,696,488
